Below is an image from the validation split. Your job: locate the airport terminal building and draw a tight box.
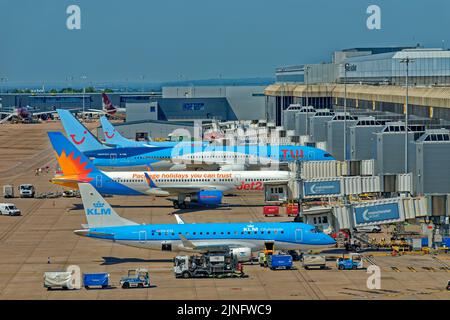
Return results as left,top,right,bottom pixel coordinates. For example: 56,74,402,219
0,85,265,121
0,85,266,139
269,47,450,125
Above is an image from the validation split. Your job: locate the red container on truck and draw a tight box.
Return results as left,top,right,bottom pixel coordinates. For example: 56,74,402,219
263,206,280,217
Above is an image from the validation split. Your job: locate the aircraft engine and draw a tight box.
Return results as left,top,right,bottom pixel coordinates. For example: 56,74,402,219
230,247,252,262
219,164,246,171
170,164,187,171
190,190,223,205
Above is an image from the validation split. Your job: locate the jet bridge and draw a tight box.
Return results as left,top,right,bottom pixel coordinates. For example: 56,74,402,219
264,181,289,204
300,196,433,233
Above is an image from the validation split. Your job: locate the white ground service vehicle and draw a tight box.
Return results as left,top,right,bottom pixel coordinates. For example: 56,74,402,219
302,254,327,270
19,184,35,198
43,272,77,290
0,203,21,216
353,225,382,233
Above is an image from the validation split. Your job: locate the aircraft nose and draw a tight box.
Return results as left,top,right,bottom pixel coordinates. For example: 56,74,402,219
323,234,336,246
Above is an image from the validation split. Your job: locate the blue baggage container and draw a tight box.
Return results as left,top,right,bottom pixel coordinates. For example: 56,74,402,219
268,254,293,270
83,273,109,289
421,237,450,247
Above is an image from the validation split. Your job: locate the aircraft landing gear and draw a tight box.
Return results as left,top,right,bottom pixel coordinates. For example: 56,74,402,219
173,200,187,209
173,194,188,209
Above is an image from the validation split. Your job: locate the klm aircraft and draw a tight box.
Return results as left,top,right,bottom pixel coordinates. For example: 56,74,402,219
75,183,336,260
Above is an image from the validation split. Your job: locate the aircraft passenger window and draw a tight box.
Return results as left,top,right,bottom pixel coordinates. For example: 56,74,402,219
199,232,203,235
206,232,209,235
152,233,154,236
158,232,161,236
274,230,278,234
267,231,271,234
220,232,224,235
241,231,244,235
193,232,196,235
213,232,216,235
254,231,257,234
227,232,230,235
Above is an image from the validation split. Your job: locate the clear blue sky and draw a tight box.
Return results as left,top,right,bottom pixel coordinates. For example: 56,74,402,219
1,0,449,83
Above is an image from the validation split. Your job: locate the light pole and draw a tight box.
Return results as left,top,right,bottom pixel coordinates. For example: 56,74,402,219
400,57,415,174
66,75,74,93
140,75,145,93
343,63,350,161
0,77,7,94
81,75,87,113
305,65,310,137
280,82,286,126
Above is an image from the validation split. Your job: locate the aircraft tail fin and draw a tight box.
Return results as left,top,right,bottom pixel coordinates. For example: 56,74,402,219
47,131,101,180
57,109,109,152
102,93,115,111
78,183,138,228
100,116,131,146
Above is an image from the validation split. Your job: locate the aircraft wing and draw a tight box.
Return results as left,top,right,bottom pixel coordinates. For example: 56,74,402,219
157,184,224,194
0,113,14,124
31,110,58,116
86,109,107,114
264,179,290,185
178,234,245,252
143,174,225,194
51,175,92,184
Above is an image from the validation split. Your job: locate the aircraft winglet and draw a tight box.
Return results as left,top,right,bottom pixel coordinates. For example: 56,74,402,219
178,234,196,250
144,172,157,188
174,214,185,224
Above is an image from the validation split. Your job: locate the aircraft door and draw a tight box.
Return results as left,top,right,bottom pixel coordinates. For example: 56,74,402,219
264,241,275,255
234,174,242,188
139,231,147,243
295,229,303,242
110,153,117,164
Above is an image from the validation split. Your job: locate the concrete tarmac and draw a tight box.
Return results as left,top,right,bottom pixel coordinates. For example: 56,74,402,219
0,121,448,300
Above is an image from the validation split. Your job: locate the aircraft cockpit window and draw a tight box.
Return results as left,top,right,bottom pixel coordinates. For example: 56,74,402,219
310,227,321,233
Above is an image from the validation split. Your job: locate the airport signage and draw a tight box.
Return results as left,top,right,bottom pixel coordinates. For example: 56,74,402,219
345,64,357,72
303,180,341,197
183,103,205,111
354,202,400,225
